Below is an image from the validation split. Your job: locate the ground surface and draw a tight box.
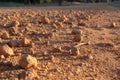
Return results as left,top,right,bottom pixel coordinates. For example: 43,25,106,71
0,4,120,80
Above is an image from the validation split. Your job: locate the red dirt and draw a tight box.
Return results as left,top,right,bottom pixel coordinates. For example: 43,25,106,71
0,4,120,80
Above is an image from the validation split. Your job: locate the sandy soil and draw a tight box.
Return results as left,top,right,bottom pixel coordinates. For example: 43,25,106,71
0,4,120,80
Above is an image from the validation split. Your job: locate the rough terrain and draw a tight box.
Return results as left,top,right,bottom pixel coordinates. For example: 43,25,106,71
0,4,120,80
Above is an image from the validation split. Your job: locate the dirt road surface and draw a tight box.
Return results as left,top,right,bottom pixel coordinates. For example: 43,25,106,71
0,4,120,80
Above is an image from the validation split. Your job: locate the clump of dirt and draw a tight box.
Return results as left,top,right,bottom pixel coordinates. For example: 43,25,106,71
0,44,14,57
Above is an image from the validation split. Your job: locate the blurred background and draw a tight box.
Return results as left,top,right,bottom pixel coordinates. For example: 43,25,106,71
0,0,119,7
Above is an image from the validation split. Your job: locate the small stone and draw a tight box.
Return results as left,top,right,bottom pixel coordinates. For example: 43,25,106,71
87,41,90,45
30,48,34,55
87,54,93,60
43,51,48,56
69,47,80,56
52,23,57,28
9,27,18,35
86,15,90,20
49,55,55,62
71,29,82,35
111,22,116,27
75,68,81,75
18,38,31,47
8,38,18,47
0,55,5,59
78,22,86,26
1,31,10,39
19,54,37,69
73,35,83,42
0,44,14,57
0,38,2,43
11,21,20,27
42,17,50,24
53,46,62,52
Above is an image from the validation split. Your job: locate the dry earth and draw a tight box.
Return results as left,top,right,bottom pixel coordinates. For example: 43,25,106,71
0,4,120,80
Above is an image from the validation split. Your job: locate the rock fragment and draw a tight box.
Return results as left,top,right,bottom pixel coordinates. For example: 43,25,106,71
18,38,31,47
0,44,14,57
0,55,5,59
49,55,55,62
8,38,18,47
11,21,20,27
71,29,82,35
111,22,116,28
42,17,50,24
87,54,93,60
9,27,18,35
43,51,48,56
73,35,83,42
19,54,37,69
69,47,80,56
1,31,10,39
78,22,86,26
